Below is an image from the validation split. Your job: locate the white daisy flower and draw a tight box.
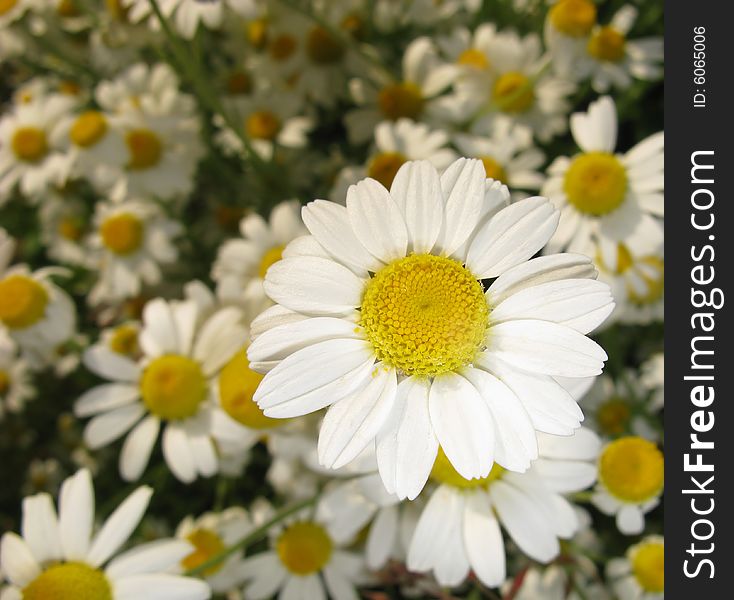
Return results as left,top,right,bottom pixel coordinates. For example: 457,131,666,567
95,63,185,116
543,96,664,255
544,0,598,71
0,330,35,417
86,200,183,306
607,536,664,600
640,353,663,411
373,0,480,30
406,427,600,588
175,508,252,594
90,321,142,365
0,469,211,600
592,436,663,535
74,296,248,483
38,190,91,267
248,157,613,500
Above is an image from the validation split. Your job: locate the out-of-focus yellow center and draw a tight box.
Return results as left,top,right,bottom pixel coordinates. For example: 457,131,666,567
70,111,108,148
367,152,407,189
430,447,505,489
628,256,664,305
564,152,628,215
100,213,144,256
140,355,207,420
125,128,163,170
0,275,48,330
11,126,48,162
247,18,268,49
57,216,84,241
269,34,297,61
0,0,19,16
180,528,226,576
599,436,664,503
596,397,631,436
245,110,281,141
218,349,284,429
306,26,344,64
631,540,664,593
457,48,490,70
227,71,252,95
360,254,488,377
22,562,112,600
549,0,597,37
0,370,10,395
492,72,534,113
588,26,626,62
377,82,425,121
277,522,333,575
108,324,139,357
479,156,507,184
258,245,284,279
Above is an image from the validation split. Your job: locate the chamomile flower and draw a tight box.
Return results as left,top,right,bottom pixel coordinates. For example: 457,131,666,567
592,436,664,535
0,331,35,417
74,296,248,482
249,158,613,500
0,469,211,600
407,428,600,588
543,96,664,254
504,565,610,600
38,190,91,267
86,200,183,306
172,0,259,39
544,0,598,71
90,321,142,364
607,536,664,600
640,353,664,411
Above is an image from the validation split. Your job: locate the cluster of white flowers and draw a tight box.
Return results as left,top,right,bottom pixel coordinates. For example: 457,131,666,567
1,0,664,599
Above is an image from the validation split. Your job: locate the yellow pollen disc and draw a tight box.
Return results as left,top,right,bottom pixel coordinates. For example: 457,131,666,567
588,26,626,62
0,370,10,395
430,447,505,489
564,152,628,215
227,71,252,95
22,562,112,600
628,256,664,305
359,254,488,377
70,111,107,148
367,152,407,190
245,110,281,141
247,18,268,49
180,528,227,576
277,522,333,575
57,216,84,241
109,324,140,357
57,0,79,17
218,349,284,429
0,0,19,16
631,540,664,593
340,14,364,39
549,0,597,37
11,126,48,162
269,34,297,61
258,245,284,279
125,128,163,170
377,82,425,121
479,156,507,184
306,26,345,64
457,48,490,70
140,355,207,420
100,213,144,256
59,81,81,96
0,275,48,330
596,397,631,436
492,72,535,114
598,436,664,503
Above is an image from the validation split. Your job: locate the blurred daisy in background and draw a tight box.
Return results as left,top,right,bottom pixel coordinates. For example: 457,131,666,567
607,535,664,600
504,564,610,600
0,331,35,417
38,190,91,267
640,352,664,412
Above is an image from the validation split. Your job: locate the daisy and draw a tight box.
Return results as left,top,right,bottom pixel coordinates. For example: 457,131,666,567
407,427,600,588
504,565,610,600
86,199,183,306
543,96,664,255
74,296,248,483
38,191,91,267
89,321,142,366
248,158,614,500
0,331,35,417
607,536,664,600
592,436,663,535
0,469,211,600
544,0,598,74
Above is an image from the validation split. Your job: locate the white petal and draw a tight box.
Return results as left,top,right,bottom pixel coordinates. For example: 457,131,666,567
139,299,179,357
437,158,487,256
119,416,160,482
463,491,505,587
366,506,398,570
21,494,62,565
241,553,287,600
570,96,617,153
193,308,248,376
162,425,197,484
617,505,645,535
323,563,359,600
83,346,140,383
58,469,94,561
75,384,140,418
106,539,192,578
113,574,211,600
0,533,40,587
84,403,145,449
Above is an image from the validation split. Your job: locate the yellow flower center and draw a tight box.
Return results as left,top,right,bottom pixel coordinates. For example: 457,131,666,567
59,81,81,96
227,71,252,95
108,324,139,357
218,349,284,429
140,355,208,420
57,216,84,241
258,245,284,279
430,447,505,489
596,397,631,436
22,562,112,600
57,0,80,17
100,213,144,256
628,256,664,305
276,522,333,575
70,111,108,148
306,26,345,64
125,128,163,170
631,540,664,593
0,0,19,16
245,110,281,141
479,156,507,184
492,72,535,114
360,254,488,377
377,82,425,121
269,34,297,61
11,126,48,162
0,275,48,330
588,26,626,62
564,152,628,215
598,437,664,503
0,370,9,395
247,18,268,49
548,0,597,37
457,48,490,70
367,152,407,190
180,528,227,576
